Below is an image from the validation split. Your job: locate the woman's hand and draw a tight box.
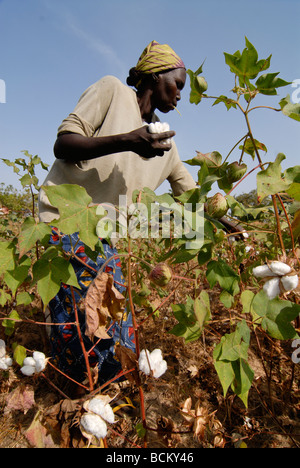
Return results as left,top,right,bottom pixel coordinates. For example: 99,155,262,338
127,125,176,158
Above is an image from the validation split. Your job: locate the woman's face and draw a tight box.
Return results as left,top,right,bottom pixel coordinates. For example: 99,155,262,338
152,68,186,113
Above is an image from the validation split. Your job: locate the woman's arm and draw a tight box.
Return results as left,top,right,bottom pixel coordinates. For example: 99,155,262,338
54,126,176,162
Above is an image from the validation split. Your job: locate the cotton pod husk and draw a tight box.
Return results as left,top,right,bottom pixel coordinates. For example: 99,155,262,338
148,263,172,287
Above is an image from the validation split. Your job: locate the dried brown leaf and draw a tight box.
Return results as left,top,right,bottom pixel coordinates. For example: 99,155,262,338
5,384,35,415
115,344,139,384
85,272,126,341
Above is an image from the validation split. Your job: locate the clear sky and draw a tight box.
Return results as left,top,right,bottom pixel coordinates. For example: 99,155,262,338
0,0,299,197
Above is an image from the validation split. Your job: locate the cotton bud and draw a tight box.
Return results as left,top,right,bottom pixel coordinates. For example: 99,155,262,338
80,413,107,441
148,262,172,287
227,162,247,183
206,193,228,219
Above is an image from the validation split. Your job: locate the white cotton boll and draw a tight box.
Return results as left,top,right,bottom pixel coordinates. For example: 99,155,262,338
152,359,168,379
80,413,107,440
263,278,281,300
21,365,36,376
148,123,156,134
0,358,9,370
87,398,115,424
23,357,36,367
4,357,13,367
138,349,151,375
150,349,163,366
0,339,6,359
33,351,46,372
281,275,299,292
269,261,292,276
252,265,277,278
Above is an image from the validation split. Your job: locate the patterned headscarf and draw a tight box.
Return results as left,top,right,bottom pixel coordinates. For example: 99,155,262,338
135,40,185,74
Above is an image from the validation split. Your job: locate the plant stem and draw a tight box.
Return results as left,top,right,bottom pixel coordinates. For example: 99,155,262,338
70,285,94,392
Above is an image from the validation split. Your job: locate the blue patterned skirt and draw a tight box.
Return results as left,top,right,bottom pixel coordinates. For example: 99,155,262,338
48,228,135,385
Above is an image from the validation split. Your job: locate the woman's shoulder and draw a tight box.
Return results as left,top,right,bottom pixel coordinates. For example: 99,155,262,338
90,75,127,92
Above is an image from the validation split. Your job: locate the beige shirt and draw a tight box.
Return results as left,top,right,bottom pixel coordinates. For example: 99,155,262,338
38,76,196,223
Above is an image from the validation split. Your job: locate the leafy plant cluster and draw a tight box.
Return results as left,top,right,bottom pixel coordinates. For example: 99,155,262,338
0,38,299,448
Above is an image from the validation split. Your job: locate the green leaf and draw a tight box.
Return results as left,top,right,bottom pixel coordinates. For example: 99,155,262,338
230,358,254,408
32,255,80,308
42,184,99,250
224,37,271,86
256,153,288,202
0,289,12,306
206,260,240,296
279,94,300,122
18,217,52,258
251,290,300,340
212,95,237,111
170,296,203,343
255,73,291,95
2,310,20,336
194,290,211,329
292,209,300,240
16,291,35,306
13,344,27,366
4,256,31,295
0,241,16,276
239,137,267,160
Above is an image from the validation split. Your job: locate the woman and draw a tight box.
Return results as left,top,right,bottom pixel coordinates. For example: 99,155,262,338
39,40,197,384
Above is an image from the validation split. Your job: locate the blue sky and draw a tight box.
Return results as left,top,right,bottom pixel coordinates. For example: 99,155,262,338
0,0,299,197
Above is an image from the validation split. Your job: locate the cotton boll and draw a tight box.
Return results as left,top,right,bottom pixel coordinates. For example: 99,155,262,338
150,349,163,366
281,275,299,292
269,261,291,276
252,265,277,278
0,339,6,359
148,123,156,134
80,413,107,440
87,398,115,424
138,349,151,375
23,357,36,367
263,278,281,300
0,358,9,370
33,351,46,372
21,365,36,376
4,357,13,367
152,359,168,379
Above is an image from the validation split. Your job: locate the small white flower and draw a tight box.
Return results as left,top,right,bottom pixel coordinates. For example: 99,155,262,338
80,413,107,440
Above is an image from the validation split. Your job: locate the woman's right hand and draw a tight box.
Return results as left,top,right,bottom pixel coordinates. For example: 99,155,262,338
127,125,176,158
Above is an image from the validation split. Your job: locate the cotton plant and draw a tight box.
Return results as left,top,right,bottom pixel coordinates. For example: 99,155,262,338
252,260,299,300
20,351,47,376
138,348,168,379
80,395,115,445
0,339,13,370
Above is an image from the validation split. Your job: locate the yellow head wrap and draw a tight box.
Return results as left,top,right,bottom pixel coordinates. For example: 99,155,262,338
135,40,185,74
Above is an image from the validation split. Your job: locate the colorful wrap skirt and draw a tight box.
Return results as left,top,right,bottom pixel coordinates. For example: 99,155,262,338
48,229,135,385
